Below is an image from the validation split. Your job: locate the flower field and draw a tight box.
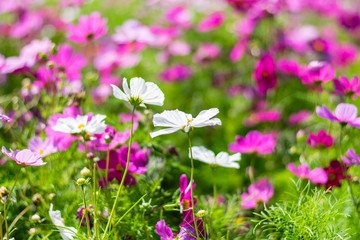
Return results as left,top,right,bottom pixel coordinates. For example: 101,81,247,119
1,0,360,239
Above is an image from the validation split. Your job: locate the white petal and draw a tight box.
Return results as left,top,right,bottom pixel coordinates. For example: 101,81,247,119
191,118,221,128
122,77,131,95
85,114,107,134
52,117,79,133
229,153,241,162
150,127,181,138
141,82,165,106
49,204,77,240
130,77,147,97
192,108,220,125
190,146,215,164
111,84,128,101
152,110,187,128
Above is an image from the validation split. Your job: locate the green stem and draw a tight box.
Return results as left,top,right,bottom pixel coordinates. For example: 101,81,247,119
210,167,217,209
0,212,3,240
187,132,200,240
105,144,110,185
81,186,91,237
3,167,21,239
339,125,360,220
93,162,99,239
102,106,136,239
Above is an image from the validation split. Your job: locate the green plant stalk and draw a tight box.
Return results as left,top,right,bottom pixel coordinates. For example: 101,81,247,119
0,212,3,240
210,167,217,209
3,167,21,239
93,162,99,239
102,106,136,239
187,132,200,240
81,186,91,237
339,126,360,219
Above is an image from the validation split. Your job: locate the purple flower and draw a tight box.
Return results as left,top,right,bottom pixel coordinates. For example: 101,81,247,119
2,147,46,166
338,10,360,30
254,53,277,95
287,163,328,184
306,130,333,149
197,12,224,32
341,149,360,165
244,110,281,126
193,43,220,64
316,103,360,127
67,12,107,44
165,6,191,29
76,205,93,228
288,111,312,125
333,76,360,99
28,137,58,157
241,178,274,209
230,38,248,62
229,131,276,155
155,220,173,240
160,64,192,82
300,61,335,86
0,114,12,122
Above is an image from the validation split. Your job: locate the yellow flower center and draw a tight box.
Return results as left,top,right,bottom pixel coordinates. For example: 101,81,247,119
235,217,244,224
78,124,85,129
116,163,123,172
313,41,324,52
182,199,190,210
39,149,44,155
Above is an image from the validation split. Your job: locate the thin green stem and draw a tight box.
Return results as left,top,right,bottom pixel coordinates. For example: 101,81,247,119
93,162,99,239
105,144,110,185
339,125,360,220
188,132,200,240
81,186,91,237
102,106,136,239
0,213,3,240
210,167,217,209
3,167,21,239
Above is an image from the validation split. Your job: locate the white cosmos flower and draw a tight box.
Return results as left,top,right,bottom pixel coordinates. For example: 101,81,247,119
110,77,164,107
52,114,107,134
190,146,240,169
150,108,221,138
49,204,77,240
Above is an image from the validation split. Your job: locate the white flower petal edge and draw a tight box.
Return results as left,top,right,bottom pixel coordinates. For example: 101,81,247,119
110,77,164,107
190,146,240,169
52,114,107,134
49,204,77,240
150,108,221,138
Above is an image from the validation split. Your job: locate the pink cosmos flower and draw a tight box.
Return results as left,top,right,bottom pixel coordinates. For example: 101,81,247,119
244,110,281,126
254,53,277,95
168,40,191,56
20,38,53,63
331,44,357,67
306,130,333,149
288,111,312,125
230,38,248,62
316,103,360,127
193,43,220,64
333,76,360,99
67,12,107,44
28,137,58,157
197,12,224,32
338,10,360,30
277,58,302,76
160,64,192,82
165,6,191,29
341,149,360,166
50,44,87,81
241,178,274,209
155,220,173,240
229,131,276,155
300,61,335,86
287,163,328,184
149,26,178,48
0,114,12,122
2,147,46,166
10,12,43,38
112,20,154,52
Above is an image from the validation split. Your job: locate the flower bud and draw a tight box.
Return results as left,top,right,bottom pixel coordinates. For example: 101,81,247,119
77,178,86,186
32,193,43,205
87,152,95,160
196,210,207,218
31,214,40,222
0,186,9,198
81,167,91,177
46,61,54,68
353,176,359,184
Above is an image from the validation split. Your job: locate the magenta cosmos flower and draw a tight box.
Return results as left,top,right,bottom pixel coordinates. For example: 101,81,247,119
0,114,12,122
2,147,46,166
241,178,274,209
333,76,360,99
288,111,312,125
341,149,360,165
316,103,360,127
244,110,281,126
287,163,328,184
67,12,107,44
254,53,277,95
197,11,224,32
229,131,276,155
300,61,335,86
306,130,333,149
